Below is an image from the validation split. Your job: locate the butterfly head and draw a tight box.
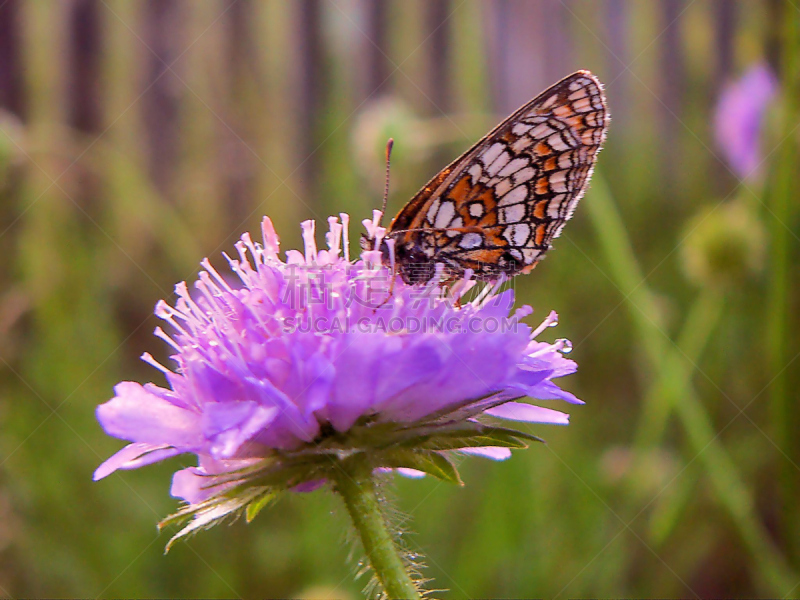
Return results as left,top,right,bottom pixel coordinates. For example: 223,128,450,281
360,231,439,285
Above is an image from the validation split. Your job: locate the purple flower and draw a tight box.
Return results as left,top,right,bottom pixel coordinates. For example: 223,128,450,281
94,213,581,541
714,62,778,181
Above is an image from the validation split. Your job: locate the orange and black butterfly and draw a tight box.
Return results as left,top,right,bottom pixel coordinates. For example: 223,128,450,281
364,70,608,284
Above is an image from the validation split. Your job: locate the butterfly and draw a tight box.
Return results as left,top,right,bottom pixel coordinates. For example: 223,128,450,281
363,70,609,284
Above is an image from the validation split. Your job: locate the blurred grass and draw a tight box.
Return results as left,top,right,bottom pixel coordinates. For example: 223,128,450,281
587,174,796,594
768,5,800,569
0,1,798,598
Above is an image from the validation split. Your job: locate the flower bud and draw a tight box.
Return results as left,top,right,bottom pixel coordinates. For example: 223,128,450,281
680,200,766,288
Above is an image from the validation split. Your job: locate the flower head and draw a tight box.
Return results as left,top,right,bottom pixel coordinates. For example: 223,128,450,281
714,62,778,181
95,213,581,544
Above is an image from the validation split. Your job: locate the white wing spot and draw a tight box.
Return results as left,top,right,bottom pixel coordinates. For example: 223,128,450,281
468,203,484,218
547,194,566,219
468,163,483,184
514,167,536,185
459,232,483,249
503,223,531,246
495,178,513,197
511,136,534,153
480,142,505,166
531,123,555,139
523,248,541,263
434,200,455,228
500,203,525,224
486,151,511,176
498,157,529,177
548,133,570,151
446,216,463,237
426,197,441,225
558,153,574,168
512,123,533,135
498,184,528,207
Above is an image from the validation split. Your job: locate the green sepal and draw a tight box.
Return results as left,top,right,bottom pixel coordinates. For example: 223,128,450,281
379,449,463,485
396,422,544,452
423,433,526,451
246,490,278,523
209,455,329,489
160,486,268,552
156,416,548,550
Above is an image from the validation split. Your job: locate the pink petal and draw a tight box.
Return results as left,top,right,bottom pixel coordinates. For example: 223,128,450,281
93,442,183,480
395,468,427,479
485,401,570,425
171,457,263,504
170,467,232,504
459,446,512,460
97,382,204,447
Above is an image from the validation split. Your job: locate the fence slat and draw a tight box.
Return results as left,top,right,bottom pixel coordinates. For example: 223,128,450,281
425,0,451,114
222,0,258,227
0,0,25,120
67,0,102,135
659,0,686,185
142,0,182,199
357,0,390,103
714,0,736,86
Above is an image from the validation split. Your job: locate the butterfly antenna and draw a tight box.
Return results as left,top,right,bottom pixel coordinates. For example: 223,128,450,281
378,138,394,227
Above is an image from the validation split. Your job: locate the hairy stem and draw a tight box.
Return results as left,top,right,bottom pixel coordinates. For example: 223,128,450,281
334,456,421,600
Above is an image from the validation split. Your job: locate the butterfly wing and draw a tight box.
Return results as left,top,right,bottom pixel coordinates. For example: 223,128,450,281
387,70,608,282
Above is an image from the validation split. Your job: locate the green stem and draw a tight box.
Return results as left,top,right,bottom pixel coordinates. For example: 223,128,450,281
627,289,723,545
334,456,421,600
633,287,725,450
768,4,799,564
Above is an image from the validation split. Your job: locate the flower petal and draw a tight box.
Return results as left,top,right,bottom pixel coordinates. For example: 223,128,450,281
170,456,261,503
395,468,427,479
97,382,204,447
203,402,279,459
93,443,183,480
459,446,512,460
327,332,384,431
171,467,216,504
485,402,570,425
529,380,583,404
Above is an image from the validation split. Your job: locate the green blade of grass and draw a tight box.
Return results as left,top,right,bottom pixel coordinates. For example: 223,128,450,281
634,287,725,450
767,4,800,566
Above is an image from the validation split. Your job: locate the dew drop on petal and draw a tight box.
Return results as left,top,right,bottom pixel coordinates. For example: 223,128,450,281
556,338,573,353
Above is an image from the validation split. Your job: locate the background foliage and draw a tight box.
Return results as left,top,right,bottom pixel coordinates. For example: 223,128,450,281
0,1,799,598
